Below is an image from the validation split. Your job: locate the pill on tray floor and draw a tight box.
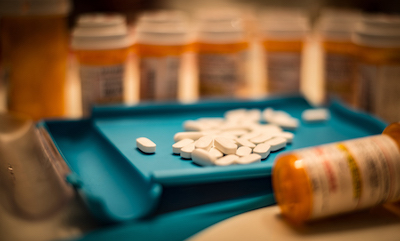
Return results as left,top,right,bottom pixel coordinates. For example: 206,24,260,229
215,155,239,166
253,143,271,159
302,108,330,122
265,137,287,151
174,132,204,142
172,138,194,154
236,146,252,157
192,149,217,166
214,137,238,155
180,143,195,159
136,137,156,154
209,147,223,158
236,154,261,165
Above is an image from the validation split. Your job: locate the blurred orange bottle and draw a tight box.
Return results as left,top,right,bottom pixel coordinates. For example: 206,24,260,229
0,0,71,120
194,10,249,98
353,14,400,123
71,14,131,116
317,10,360,107
260,9,309,95
134,11,188,101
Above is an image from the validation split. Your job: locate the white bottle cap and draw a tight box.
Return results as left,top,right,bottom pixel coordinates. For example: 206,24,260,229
134,11,189,46
260,8,309,40
0,0,71,16
195,8,246,43
72,13,131,50
317,9,361,41
352,14,400,48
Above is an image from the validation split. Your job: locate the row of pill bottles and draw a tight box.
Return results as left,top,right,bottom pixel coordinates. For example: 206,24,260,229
71,14,131,116
352,15,400,123
260,10,309,95
134,11,188,101
193,10,249,99
317,10,360,108
0,0,71,120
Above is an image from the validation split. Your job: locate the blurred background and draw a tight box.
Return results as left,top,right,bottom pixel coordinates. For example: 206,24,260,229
0,1,400,240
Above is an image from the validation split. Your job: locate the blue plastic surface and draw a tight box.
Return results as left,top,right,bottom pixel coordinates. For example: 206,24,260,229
43,95,386,223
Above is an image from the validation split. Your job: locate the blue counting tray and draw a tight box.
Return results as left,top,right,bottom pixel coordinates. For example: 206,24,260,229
41,95,386,223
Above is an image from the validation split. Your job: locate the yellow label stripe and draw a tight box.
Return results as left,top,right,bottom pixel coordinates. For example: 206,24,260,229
337,143,362,200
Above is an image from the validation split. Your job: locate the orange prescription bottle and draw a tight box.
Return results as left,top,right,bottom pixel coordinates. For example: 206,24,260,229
194,10,249,98
71,14,131,116
273,122,400,224
260,10,308,95
317,10,360,107
0,0,71,120
352,15,400,123
134,11,188,101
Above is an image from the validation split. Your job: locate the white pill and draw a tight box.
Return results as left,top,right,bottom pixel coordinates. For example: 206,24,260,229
275,132,294,143
302,108,330,122
253,143,271,159
195,135,214,150
240,131,262,140
250,133,274,144
183,120,208,131
236,154,262,165
136,137,156,154
236,146,252,157
221,129,248,137
174,132,204,142
214,137,238,155
180,143,195,159
247,109,262,122
224,108,247,121
215,155,239,166
254,124,283,134
272,115,299,130
265,136,287,151
172,138,194,154
217,132,237,141
262,108,275,122
209,147,224,158
235,137,256,148
191,149,217,166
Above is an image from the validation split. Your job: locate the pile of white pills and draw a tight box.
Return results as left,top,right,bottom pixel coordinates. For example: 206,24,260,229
171,108,297,167
136,107,330,167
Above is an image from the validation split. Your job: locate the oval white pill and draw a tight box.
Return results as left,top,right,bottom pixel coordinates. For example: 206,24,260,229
236,153,261,165
253,143,271,159
183,120,208,131
136,137,156,154
180,143,195,159
302,108,330,122
215,155,239,166
195,135,214,150
265,136,287,151
275,132,294,143
236,146,252,157
240,131,262,140
174,132,204,142
272,116,299,130
172,138,194,154
235,137,256,148
191,149,217,166
209,147,223,158
250,133,274,144
214,137,238,155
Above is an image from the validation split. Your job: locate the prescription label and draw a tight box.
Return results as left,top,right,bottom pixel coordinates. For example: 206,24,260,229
373,65,400,123
266,52,301,94
79,64,125,114
139,56,179,101
296,135,400,219
198,51,247,98
325,53,356,106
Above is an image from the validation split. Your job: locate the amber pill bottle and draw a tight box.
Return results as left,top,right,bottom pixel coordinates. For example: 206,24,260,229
273,122,400,223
